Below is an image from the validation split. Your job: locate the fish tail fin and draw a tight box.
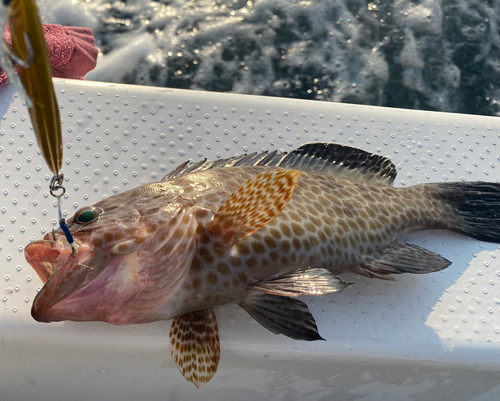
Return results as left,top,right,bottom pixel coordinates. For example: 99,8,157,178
428,182,500,243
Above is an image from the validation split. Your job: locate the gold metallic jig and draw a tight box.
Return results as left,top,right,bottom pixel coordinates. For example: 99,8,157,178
7,0,63,175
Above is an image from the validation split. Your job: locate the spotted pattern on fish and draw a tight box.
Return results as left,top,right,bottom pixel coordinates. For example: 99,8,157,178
164,167,443,316
170,308,220,388
208,168,300,245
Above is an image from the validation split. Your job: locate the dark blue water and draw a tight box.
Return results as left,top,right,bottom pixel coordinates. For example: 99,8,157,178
41,0,500,116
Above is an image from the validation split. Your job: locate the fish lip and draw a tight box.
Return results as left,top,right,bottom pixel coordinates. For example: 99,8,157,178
24,239,69,284
31,299,64,323
26,236,93,323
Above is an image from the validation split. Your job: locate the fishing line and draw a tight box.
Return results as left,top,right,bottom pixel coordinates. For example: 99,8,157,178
49,174,79,254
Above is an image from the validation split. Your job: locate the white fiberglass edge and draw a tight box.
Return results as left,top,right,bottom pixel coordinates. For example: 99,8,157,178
0,79,498,401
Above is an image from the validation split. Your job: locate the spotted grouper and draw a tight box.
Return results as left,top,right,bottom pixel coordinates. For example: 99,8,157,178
25,143,500,387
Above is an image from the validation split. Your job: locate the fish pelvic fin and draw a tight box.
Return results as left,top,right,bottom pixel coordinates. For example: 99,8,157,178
208,168,300,246
356,241,451,280
240,292,324,341
252,268,351,297
170,308,220,388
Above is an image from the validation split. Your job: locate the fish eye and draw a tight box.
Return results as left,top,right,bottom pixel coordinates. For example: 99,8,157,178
74,208,100,225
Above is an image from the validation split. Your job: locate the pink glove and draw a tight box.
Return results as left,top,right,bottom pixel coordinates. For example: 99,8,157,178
0,24,98,89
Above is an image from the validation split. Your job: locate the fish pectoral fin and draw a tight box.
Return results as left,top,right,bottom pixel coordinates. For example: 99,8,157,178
252,268,351,297
357,241,452,280
208,168,300,246
170,308,220,388
240,292,324,341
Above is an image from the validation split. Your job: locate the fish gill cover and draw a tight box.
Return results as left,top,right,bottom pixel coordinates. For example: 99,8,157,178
39,0,499,115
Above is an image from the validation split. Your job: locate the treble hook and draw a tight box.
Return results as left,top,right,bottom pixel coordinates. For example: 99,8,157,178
3,30,33,68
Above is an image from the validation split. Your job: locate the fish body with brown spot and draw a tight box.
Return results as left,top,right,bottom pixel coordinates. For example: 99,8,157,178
25,143,500,387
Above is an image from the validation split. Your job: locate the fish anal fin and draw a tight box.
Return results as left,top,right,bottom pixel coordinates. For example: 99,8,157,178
357,241,452,280
240,292,324,341
252,268,351,297
208,168,300,246
356,269,397,281
169,308,220,388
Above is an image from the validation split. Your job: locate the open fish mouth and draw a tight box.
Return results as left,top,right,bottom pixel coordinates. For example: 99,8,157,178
25,236,96,323
25,234,141,324
25,237,73,322
25,239,70,284
39,261,57,279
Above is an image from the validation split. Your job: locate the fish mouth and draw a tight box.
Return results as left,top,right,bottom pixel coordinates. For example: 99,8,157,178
25,235,93,323
25,239,66,284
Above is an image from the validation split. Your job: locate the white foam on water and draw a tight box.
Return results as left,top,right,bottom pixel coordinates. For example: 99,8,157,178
39,0,99,32
37,0,499,116
395,0,443,35
85,34,157,82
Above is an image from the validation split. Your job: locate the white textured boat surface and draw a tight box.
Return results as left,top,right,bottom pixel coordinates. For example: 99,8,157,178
0,79,498,401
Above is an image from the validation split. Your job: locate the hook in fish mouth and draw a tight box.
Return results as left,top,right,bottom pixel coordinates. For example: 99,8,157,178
26,232,135,325
25,234,93,322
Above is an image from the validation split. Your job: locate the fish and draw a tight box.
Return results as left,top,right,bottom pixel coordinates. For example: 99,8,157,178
25,143,500,387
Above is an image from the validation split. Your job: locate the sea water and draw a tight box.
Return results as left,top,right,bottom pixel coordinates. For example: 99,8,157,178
38,0,499,116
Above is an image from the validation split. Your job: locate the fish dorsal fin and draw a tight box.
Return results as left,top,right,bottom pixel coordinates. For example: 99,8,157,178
208,169,300,246
162,159,207,180
240,292,324,341
278,143,397,185
170,308,220,388
251,268,351,297
163,143,396,185
162,153,258,180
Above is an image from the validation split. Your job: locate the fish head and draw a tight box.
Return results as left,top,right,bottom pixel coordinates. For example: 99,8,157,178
25,183,197,325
